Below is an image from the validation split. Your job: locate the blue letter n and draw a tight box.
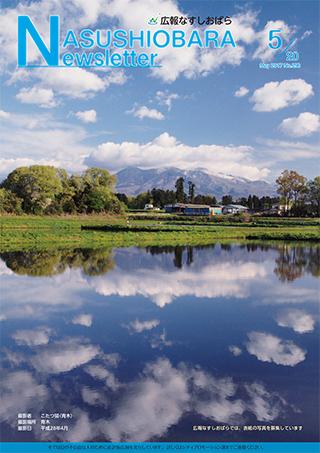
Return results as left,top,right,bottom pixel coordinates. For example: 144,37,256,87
18,15,59,66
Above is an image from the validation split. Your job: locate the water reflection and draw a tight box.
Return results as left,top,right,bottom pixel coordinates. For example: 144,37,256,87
1,243,319,282
0,248,114,277
274,245,320,281
0,243,319,442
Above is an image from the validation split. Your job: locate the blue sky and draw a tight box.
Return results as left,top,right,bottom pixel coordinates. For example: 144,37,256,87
0,0,319,182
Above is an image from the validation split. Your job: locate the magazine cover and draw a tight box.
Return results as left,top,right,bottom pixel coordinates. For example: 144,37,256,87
0,0,319,452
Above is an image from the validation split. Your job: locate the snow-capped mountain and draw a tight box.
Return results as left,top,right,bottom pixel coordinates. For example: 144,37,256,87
115,167,276,198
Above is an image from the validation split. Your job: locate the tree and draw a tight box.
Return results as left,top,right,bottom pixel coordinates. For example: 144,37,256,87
276,170,307,213
188,180,195,203
175,177,185,203
128,192,151,209
1,166,66,214
252,195,261,211
82,167,116,190
193,194,217,205
222,195,233,205
0,188,23,214
307,176,320,216
81,168,122,214
1,165,123,215
116,193,129,206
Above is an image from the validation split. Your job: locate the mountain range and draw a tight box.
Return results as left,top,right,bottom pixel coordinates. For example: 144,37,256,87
115,167,276,198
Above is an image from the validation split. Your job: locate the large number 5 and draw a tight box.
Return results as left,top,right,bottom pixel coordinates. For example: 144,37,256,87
268,30,282,49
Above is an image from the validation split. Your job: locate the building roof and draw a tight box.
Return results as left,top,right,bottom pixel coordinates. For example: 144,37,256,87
165,203,211,209
223,204,249,209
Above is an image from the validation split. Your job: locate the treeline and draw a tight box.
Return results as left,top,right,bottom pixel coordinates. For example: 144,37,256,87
117,189,280,212
0,166,319,217
116,171,320,216
0,166,124,215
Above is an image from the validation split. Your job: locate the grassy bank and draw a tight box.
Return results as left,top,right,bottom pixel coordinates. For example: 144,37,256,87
1,214,319,252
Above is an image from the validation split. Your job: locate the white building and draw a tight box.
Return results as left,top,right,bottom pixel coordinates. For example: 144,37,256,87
222,204,249,214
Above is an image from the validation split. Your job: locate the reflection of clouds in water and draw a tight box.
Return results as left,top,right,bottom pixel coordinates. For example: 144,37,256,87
81,387,108,408
0,267,88,320
246,332,306,366
96,358,291,442
71,313,93,327
100,358,189,442
66,411,93,443
0,371,48,423
260,286,319,305
0,260,13,276
275,309,315,333
124,318,160,333
1,246,317,325
244,382,288,422
0,351,295,442
12,327,54,346
229,345,242,356
150,329,173,349
85,364,121,391
92,262,267,307
31,337,100,374
191,367,245,423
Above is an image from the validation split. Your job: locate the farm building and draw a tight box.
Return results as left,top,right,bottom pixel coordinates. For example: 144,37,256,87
222,204,249,214
184,204,213,216
164,203,223,216
164,203,186,213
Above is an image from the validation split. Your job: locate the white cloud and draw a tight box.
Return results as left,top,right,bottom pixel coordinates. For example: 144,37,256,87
0,110,11,119
279,112,320,137
234,86,249,97
72,313,93,327
256,138,320,161
75,110,97,123
275,309,315,334
131,105,164,120
246,331,306,366
155,90,179,110
0,111,91,177
31,337,100,374
35,67,126,100
250,79,314,112
229,345,242,356
16,86,56,108
87,132,269,180
126,319,160,333
12,327,53,346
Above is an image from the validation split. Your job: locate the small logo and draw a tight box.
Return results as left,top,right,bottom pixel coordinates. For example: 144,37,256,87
148,17,158,25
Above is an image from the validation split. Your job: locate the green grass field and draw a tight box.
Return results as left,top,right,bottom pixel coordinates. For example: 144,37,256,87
1,214,319,252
